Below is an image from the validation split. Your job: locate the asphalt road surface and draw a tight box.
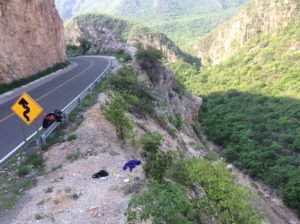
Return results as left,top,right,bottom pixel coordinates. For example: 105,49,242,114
0,56,110,163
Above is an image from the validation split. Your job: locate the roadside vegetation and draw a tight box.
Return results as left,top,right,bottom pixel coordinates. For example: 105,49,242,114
0,150,42,214
96,50,132,63
126,131,263,223
67,38,92,56
169,23,300,215
0,62,69,95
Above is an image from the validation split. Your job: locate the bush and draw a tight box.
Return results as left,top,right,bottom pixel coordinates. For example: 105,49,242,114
96,50,132,63
66,149,82,162
143,151,173,182
168,114,183,130
126,179,196,224
28,151,43,168
67,44,81,56
103,66,155,114
67,134,77,141
77,37,92,55
102,96,132,143
140,132,162,155
17,166,29,177
140,132,173,182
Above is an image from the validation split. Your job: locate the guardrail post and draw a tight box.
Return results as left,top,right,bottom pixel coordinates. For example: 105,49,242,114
63,112,69,122
38,135,46,146
36,135,42,150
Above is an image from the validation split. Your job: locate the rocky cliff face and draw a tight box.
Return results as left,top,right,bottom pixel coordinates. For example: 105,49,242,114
194,0,299,65
64,14,197,63
0,0,66,84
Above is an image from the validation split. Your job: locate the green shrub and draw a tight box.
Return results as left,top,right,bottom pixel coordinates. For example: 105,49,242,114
66,149,82,162
78,37,92,55
67,134,77,141
116,50,132,63
17,166,29,177
28,151,43,168
103,66,155,114
140,132,173,182
168,114,183,130
102,96,132,143
126,179,196,224
167,127,178,138
143,151,173,182
67,44,81,56
140,132,162,155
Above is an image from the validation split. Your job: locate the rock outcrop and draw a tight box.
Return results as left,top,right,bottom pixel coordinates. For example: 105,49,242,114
194,0,299,65
64,14,199,64
0,0,66,84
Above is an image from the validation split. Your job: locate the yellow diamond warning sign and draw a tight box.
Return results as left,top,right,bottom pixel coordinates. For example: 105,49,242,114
11,93,43,125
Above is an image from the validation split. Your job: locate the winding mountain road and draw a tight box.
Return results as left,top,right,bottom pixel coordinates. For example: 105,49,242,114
0,56,110,163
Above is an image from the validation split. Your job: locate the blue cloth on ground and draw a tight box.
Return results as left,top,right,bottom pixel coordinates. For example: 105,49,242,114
123,160,141,172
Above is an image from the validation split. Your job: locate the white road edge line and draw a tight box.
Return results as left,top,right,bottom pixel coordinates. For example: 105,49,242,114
0,141,25,164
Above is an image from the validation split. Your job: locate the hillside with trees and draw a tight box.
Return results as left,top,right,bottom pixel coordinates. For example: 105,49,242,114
170,0,300,216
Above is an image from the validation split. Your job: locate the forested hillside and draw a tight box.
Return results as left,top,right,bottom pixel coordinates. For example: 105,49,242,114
55,0,245,49
194,0,299,64
170,2,300,217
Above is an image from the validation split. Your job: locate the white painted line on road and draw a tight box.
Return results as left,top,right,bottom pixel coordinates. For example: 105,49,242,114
26,131,38,142
0,141,25,164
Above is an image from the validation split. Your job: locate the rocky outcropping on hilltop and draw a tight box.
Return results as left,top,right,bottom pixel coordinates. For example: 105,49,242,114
64,14,198,64
0,0,66,84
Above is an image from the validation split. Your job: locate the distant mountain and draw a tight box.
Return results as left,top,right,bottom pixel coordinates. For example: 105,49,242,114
55,0,246,49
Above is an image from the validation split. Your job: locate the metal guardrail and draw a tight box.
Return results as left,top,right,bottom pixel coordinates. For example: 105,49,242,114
0,57,111,164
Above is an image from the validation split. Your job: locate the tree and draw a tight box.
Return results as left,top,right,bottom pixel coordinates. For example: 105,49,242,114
102,96,132,144
140,132,173,182
77,37,92,55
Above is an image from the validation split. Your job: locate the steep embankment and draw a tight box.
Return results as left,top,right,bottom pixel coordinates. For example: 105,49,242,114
55,0,246,48
64,14,198,64
0,0,66,84
194,0,299,64
170,0,300,219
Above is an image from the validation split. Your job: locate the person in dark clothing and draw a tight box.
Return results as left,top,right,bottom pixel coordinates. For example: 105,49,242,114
42,109,63,129
123,160,142,172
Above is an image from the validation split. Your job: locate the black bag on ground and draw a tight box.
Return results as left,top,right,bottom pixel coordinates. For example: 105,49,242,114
92,170,109,178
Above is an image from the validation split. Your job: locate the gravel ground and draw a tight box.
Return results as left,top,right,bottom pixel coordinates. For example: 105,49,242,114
1,105,146,224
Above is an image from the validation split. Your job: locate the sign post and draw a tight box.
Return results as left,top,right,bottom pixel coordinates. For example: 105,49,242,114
11,92,43,157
